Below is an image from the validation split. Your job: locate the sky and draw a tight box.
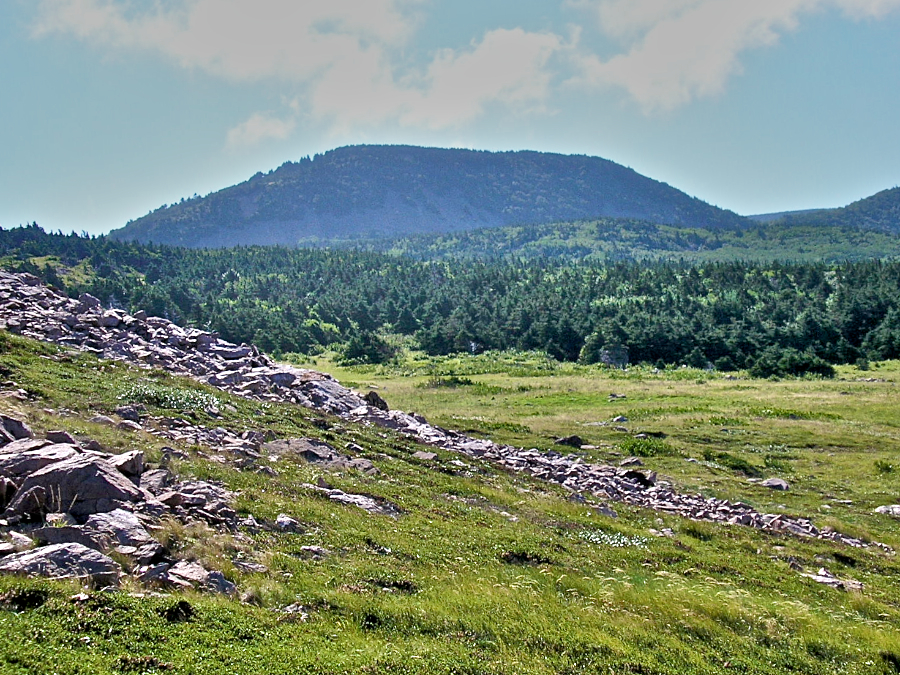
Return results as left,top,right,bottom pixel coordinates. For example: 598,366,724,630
2,0,900,235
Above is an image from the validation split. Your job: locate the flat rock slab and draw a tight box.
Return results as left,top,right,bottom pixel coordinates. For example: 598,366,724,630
303,484,401,517
0,443,80,479
0,542,121,586
85,509,154,547
32,526,112,551
4,455,144,519
875,505,900,518
760,478,790,491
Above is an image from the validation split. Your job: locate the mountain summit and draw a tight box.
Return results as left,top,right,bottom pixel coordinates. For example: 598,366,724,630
109,145,748,247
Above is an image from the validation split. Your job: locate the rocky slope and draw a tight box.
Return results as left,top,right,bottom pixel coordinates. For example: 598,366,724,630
108,145,750,247
0,268,890,577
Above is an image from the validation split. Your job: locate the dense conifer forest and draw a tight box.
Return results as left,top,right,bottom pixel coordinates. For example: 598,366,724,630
2,225,899,375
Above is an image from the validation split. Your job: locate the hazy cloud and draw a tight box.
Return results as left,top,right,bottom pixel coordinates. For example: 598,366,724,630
32,0,900,127
226,111,296,149
33,0,566,136
33,0,416,81
575,0,900,111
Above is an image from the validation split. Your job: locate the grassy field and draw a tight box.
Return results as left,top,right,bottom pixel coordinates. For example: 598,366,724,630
1,334,899,674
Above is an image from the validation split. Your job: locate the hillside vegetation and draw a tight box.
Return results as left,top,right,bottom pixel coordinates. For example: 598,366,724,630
781,187,900,234
3,226,900,375
108,145,749,248
370,217,900,263
1,326,900,674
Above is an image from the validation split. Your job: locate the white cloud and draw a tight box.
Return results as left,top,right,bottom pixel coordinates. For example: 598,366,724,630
402,29,563,129
33,0,416,81
226,111,296,148
32,0,900,125
33,0,569,134
574,0,900,111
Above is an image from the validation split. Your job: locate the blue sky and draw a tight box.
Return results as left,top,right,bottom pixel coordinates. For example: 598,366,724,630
2,0,900,235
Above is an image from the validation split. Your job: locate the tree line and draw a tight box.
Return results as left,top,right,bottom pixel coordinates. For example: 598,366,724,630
2,224,899,375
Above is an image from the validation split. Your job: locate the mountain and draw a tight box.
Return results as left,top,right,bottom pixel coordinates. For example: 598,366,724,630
747,208,832,223
108,145,749,247
780,186,900,233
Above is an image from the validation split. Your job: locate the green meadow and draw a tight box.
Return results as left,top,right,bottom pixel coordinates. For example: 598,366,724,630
1,334,899,674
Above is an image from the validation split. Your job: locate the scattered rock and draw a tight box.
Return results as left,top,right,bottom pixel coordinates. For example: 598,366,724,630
0,270,888,553
800,567,863,592
0,543,121,587
412,451,438,461
275,514,302,532
554,435,583,448
32,525,112,551
760,478,790,491
875,505,900,518
0,443,80,480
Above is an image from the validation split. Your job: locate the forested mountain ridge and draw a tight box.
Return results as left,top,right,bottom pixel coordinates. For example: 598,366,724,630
108,145,750,248
779,187,900,233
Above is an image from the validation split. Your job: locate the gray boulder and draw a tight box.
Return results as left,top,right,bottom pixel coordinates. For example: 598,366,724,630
84,509,154,546
3,455,144,519
760,478,790,491
0,542,121,586
45,430,78,445
109,450,144,479
875,505,900,518
1,416,33,440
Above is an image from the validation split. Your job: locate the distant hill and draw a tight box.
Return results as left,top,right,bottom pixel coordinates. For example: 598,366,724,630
365,217,900,264
109,145,749,247
748,208,832,223
779,187,900,233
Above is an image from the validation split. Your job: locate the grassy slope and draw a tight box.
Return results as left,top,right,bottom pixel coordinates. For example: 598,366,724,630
1,334,899,674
